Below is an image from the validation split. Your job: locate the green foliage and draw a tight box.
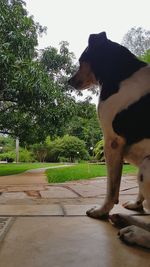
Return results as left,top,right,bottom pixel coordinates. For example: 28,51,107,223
19,147,35,162
40,41,76,81
93,139,105,162
0,0,46,141
0,147,35,162
0,0,103,151
0,135,15,152
0,0,76,145
59,135,89,162
0,135,34,162
0,150,15,162
139,49,150,63
0,135,15,162
58,156,70,163
45,139,62,162
64,100,102,152
31,143,48,162
46,135,89,162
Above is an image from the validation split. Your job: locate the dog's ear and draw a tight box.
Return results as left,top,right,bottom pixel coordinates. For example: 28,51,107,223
88,32,107,48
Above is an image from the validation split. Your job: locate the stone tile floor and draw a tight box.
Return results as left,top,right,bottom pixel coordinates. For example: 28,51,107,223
0,169,149,266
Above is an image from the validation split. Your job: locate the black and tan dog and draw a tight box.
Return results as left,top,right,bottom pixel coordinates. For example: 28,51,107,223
68,32,150,249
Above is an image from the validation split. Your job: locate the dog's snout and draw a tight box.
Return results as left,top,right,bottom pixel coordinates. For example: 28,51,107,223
68,76,82,89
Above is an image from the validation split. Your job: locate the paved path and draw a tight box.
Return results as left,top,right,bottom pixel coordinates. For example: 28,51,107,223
0,166,139,211
0,165,138,202
0,164,72,186
0,167,149,266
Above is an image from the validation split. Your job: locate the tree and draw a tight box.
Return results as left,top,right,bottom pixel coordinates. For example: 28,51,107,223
65,99,103,153
0,0,46,140
40,41,76,82
45,135,89,162
0,0,76,145
59,135,89,162
31,143,48,162
121,27,150,56
139,49,150,63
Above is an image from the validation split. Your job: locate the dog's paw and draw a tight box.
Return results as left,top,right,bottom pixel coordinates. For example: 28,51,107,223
109,213,131,228
122,201,143,211
86,206,108,219
118,225,150,248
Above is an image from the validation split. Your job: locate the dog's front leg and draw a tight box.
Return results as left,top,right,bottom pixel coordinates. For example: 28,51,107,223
87,137,125,219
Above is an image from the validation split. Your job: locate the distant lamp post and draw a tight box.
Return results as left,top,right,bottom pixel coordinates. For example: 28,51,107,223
76,151,80,163
90,146,93,156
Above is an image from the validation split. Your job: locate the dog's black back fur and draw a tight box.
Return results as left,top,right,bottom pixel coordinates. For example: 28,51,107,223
113,93,150,145
80,32,147,100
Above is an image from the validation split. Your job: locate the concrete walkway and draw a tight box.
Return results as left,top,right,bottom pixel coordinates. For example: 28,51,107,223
0,167,149,266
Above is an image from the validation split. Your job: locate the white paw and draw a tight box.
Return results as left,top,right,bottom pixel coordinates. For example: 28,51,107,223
118,225,150,248
86,206,109,219
122,201,143,211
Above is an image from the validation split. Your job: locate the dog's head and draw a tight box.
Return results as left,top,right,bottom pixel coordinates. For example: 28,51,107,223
68,32,109,90
68,32,139,92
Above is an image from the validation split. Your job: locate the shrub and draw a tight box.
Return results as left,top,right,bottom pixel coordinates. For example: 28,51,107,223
0,151,15,162
0,136,15,153
58,156,70,163
0,148,35,163
19,148,35,162
31,143,48,162
60,135,89,162
45,135,89,162
93,139,105,162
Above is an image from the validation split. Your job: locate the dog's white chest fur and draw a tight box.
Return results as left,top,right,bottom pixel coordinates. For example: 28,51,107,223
98,65,150,166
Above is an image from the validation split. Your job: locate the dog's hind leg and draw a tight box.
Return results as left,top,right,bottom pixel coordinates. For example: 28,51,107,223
119,225,150,249
109,213,150,231
114,157,150,248
138,156,150,212
123,191,144,211
110,213,150,248
123,156,150,212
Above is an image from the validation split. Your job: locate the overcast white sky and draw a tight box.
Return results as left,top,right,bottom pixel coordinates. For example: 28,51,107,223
26,0,149,59
25,0,150,103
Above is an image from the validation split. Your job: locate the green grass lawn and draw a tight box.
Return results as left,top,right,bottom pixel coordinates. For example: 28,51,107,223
0,162,138,182
46,163,138,183
0,162,62,176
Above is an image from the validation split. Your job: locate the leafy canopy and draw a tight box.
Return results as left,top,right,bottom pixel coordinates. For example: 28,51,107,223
0,0,76,144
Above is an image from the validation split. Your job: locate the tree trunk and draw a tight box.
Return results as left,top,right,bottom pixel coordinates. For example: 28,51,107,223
16,137,19,163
